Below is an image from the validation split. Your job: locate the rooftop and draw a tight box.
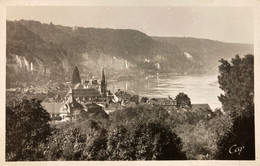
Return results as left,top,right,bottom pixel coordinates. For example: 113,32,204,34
72,89,101,97
41,102,65,114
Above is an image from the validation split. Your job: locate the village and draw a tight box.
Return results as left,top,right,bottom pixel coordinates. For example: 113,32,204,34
6,66,212,123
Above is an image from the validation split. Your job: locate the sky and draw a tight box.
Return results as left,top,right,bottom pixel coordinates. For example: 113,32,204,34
7,6,254,44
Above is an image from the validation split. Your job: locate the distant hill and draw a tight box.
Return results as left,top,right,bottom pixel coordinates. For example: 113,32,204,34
153,37,253,72
6,20,253,88
6,21,70,88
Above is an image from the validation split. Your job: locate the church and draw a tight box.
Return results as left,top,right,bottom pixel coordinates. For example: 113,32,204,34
67,66,108,102
61,67,110,121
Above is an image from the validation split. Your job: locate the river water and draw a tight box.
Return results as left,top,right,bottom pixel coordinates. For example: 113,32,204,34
107,74,223,110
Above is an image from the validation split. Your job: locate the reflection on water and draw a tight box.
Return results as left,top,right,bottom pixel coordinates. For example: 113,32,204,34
108,74,222,109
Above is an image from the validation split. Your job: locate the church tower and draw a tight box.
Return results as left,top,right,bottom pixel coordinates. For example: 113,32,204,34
71,65,81,84
101,67,107,96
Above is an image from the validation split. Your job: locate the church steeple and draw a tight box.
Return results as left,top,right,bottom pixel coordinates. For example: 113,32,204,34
71,65,81,84
101,67,106,96
101,67,105,82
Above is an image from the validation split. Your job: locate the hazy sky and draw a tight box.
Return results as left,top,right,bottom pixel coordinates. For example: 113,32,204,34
7,6,254,44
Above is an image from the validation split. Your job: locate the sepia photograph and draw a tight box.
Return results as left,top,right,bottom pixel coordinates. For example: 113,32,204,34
1,0,259,164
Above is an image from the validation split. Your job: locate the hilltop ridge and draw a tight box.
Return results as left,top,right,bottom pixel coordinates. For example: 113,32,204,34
6,20,253,88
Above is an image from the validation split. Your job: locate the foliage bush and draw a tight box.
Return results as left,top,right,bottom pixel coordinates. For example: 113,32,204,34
174,92,191,109
106,120,186,160
6,99,51,161
5,98,230,161
41,106,187,160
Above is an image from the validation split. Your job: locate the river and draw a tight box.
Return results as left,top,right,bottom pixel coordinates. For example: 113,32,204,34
107,74,223,110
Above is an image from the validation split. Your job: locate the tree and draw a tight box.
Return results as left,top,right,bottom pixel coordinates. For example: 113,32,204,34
108,106,186,160
83,121,108,160
130,120,186,160
71,65,81,84
215,54,254,160
218,54,254,118
175,92,191,109
107,120,186,160
214,114,254,160
177,122,214,160
6,99,51,161
44,124,86,161
140,97,148,103
109,106,170,126
44,120,108,161
106,125,129,160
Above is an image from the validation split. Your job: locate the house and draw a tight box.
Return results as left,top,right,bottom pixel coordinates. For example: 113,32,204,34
147,97,177,106
80,102,108,120
65,88,102,103
113,90,139,105
42,91,85,122
41,102,69,122
121,95,139,107
147,97,177,111
113,90,131,103
62,97,83,122
62,87,104,121
95,96,111,108
84,102,103,112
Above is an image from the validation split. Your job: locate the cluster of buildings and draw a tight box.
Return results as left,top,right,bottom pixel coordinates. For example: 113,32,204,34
39,67,212,123
41,68,141,122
